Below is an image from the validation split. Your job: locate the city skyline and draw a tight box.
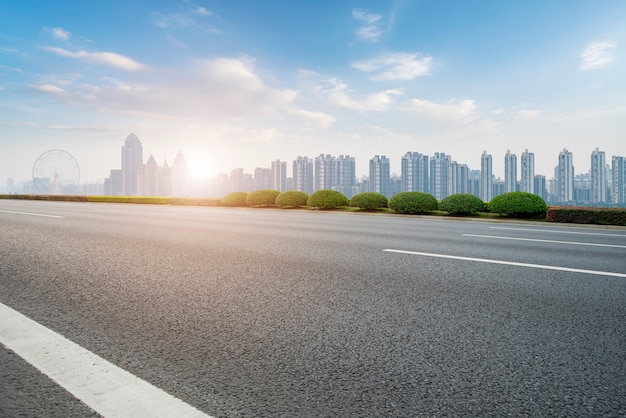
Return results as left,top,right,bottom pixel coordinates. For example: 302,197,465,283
1,1,625,183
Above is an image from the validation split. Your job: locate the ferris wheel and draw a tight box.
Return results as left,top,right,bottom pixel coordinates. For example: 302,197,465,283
32,149,81,194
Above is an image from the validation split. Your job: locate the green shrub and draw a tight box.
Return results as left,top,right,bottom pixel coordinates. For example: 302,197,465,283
440,193,484,215
307,190,349,209
221,191,248,207
546,207,626,226
489,192,547,218
388,192,439,214
246,189,280,207
275,190,309,207
349,192,388,210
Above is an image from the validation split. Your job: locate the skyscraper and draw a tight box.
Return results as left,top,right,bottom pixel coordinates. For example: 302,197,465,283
612,155,626,204
335,155,356,198
271,159,287,192
504,150,517,193
171,150,188,197
591,147,607,203
369,155,391,198
401,152,429,193
121,133,143,195
555,148,574,202
315,154,335,191
520,149,535,194
430,152,450,200
143,154,159,196
293,156,314,195
480,151,493,201
449,161,468,195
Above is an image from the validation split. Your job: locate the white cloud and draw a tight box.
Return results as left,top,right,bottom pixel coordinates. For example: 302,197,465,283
332,88,403,111
154,13,195,28
30,83,66,94
45,27,71,41
401,98,478,123
580,40,617,71
352,8,383,42
43,47,147,71
352,52,432,81
516,109,541,118
194,7,212,16
290,109,336,129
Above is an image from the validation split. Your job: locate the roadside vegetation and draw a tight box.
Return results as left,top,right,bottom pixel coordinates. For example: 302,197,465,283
2,191,625,226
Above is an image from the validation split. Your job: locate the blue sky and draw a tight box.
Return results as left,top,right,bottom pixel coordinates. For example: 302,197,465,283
1,0,624,185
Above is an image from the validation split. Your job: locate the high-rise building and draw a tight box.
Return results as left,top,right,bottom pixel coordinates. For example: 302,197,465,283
369,155,391,198
468,170,481,198
335,155,356,198
591,147,607,203
144,154,159,196
171,150,188,197
504,150,517,193
612,155,626,204
271,159,287,192
449,161,468,195
480,151,493,201
121,133,143,195
253,167,272,190
430,152,450,200
555,148,574,202
520,149,535,194
401,152,429,193
315,154,335,191
293,156,314,195
534,175,547,202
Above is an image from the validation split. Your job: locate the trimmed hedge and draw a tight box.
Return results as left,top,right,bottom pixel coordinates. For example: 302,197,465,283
489,192,547,218
246,189,280,207
349,192,388,210
221,192,248,207
307,190,348,209
276,190,309,207
0,194,88,202
547,207,626,226
388,192,438,214
440,193,484,215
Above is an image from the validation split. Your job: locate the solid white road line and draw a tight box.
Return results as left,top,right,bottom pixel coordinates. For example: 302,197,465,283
0,303,212,418
463,234,626,249
490,226,626,237
100,210,178,216
0,209,63,218
383,249,626,278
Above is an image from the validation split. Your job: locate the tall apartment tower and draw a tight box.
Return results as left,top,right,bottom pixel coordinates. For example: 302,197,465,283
555,148,574,202
171,150,188,197
271,159,287,192
480,151,493,201
590,148,607,203
449,161,468,195
293,156,314,195
121,133,143,195
520,149,535,194
612,155,626,204
336,155,356,198
504,150,517,193
430,152,450,200
401,152,429,193
369,155,391,198
534,175,547,201
315,154,336,191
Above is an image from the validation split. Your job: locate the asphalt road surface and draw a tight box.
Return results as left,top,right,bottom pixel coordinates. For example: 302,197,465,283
1,199,625,417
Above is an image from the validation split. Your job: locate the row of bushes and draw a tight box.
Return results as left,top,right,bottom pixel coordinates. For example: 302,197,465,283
547,207,626,226
0,194,222,206
222,190,549,218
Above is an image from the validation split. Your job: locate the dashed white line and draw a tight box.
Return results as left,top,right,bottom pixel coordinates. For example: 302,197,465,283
0,303,212,418
463,234,626,249
0,209,63,218
490,226,626,237
383,249,626,278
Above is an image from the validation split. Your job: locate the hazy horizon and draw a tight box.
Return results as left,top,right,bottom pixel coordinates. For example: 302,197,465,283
1,1,625,184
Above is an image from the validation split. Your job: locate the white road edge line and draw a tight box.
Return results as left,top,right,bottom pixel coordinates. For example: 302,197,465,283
0,303,212,418
463,234,626,249
0,209,63,218
101,210,178,216
383,249,626,278
490,226,626,237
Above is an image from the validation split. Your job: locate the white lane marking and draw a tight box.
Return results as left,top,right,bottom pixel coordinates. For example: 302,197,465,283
0,303,212,418
463,234,626,249
490,226,626,237
383,249,626,278
0,209,63,218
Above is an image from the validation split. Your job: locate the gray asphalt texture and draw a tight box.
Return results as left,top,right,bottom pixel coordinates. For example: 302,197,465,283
1,200,625,417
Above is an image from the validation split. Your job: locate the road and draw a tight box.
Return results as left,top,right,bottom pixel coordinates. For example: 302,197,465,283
1,199,625,417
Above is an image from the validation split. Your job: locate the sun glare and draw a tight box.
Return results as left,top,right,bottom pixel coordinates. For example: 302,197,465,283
190,162,211,179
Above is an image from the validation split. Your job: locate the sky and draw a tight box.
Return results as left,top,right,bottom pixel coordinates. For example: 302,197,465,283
1,0,625,186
